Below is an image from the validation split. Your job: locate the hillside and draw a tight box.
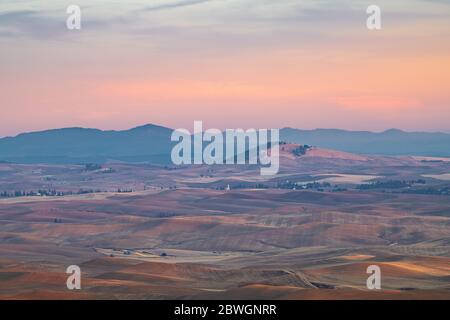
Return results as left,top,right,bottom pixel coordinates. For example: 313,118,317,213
0,124,174,164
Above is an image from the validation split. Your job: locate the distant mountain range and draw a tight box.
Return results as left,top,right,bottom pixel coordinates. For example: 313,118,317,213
0,124,174,164
281,128,450,157
0,124,449,164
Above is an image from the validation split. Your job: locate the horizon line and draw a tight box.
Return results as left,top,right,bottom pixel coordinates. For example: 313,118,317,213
1,123,450,139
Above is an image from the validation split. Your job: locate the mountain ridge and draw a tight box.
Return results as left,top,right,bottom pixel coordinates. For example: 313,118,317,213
0,124,449,164
280,127,450,157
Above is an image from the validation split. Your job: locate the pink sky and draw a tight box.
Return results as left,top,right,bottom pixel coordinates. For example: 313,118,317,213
1,0,449,136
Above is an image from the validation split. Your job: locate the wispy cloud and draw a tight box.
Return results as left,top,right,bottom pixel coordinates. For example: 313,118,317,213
0,7,122,39
0,9,64,38
142,0,214,12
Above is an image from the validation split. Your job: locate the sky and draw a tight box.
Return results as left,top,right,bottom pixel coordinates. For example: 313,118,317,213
0,0,450,137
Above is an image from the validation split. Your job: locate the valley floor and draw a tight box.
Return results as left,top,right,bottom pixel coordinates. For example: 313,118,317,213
0,150,449,299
